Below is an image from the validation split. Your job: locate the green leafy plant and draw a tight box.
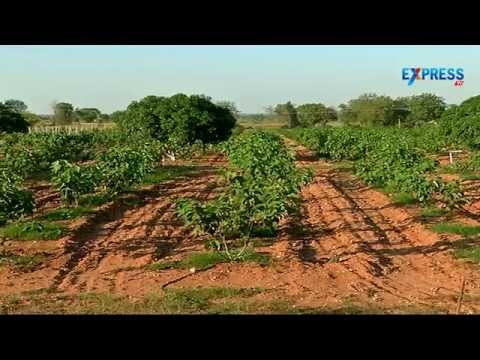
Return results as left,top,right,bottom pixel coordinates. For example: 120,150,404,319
96,141,162,195
290,127,466,208
51,160,98,206
176,131,313,247
0,170,34,225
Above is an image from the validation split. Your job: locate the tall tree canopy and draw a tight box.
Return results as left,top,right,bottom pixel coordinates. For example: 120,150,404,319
439,95,480,148
53,102,75,125
118,94,237,144
216,101,240,119
396,93,446,126
296,103,337,127
338,93,408,127
0,103,29,133
74,108,102,123
3,99,27,113
274,102,299,128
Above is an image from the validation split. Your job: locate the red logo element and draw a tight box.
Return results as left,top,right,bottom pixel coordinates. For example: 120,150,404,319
415,68,422,80
454,80,464,87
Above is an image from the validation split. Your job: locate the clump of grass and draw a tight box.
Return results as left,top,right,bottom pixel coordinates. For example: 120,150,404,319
162,287,263,313
147,249,271,271
0,292,142,315
39,206,93,221
439,165,458,175
0,288,268,314
147,252,225,271
391,192,418,205
455,247,480,264
420,206,447,219
239,250,271,266
439,162,480,180
0,221,67,241
333,161,355,172
431,222,480,236
0,288,449,314
462,173,480,181
142,165,197,185
78,193,112,208
0,251,44,271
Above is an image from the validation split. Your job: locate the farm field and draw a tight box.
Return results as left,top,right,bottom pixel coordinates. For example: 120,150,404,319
4,91,480,314
3,124,480,314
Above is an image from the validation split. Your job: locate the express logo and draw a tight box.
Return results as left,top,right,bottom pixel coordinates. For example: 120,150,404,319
402,67,464,86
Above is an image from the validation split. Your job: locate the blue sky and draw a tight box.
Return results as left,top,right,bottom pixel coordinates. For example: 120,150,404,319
1,45,479,114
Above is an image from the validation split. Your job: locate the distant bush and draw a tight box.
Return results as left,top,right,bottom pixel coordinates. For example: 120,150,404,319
0,103,29,133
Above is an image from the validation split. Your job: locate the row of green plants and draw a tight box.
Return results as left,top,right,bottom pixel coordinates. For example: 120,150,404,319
50,140,164,206
175,131,313,255
0,129,124,225
1,92,239,229
0,139,165,225
288,127,466,208
0,129,222,180
0,129,125,179
0,125,229,225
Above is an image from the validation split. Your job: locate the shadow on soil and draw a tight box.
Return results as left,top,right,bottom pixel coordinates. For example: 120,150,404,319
50,165,219,289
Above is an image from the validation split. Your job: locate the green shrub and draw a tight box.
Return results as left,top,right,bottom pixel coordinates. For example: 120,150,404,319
176,131,313,241
51,160,99,205
118,94,236,147
0,104,29,133
0,170,34,225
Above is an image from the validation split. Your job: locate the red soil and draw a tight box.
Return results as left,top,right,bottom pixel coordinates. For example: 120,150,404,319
2,145,480,313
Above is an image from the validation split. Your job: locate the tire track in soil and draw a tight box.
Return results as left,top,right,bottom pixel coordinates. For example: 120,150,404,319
285,140,480,312
50,166,221,293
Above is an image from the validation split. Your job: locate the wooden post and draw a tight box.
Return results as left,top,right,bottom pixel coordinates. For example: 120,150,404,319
456,275,466,314
449,150,463,164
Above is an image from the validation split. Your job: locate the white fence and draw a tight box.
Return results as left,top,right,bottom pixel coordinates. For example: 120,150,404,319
28,123,116,134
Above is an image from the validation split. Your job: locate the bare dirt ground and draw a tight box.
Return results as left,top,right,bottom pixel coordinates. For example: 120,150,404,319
2,145,480,314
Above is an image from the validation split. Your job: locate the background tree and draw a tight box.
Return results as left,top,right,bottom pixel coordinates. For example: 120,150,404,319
118,93,237,145
285,102,299,128
53,102,75,125
23,112,44,126
74,108,102,123
3,99,27,113
439,95,480,148
296,103,337,127
216,101,240,119
455,95,480,117
273,102,299,128
397,93,446,126
238,113,267,124
338,93,403,127
264,106,275,116
99,113,111,123
110,110,126,124
0,103,29,133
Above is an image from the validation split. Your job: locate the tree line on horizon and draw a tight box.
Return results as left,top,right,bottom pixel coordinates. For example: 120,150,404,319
240,93,452,128
0,99,113,132
1,92,478,133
